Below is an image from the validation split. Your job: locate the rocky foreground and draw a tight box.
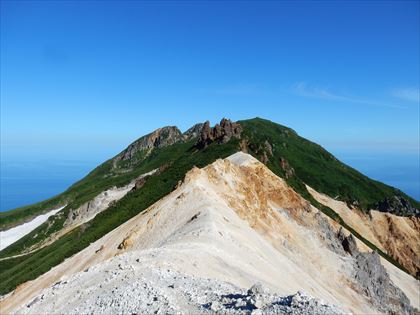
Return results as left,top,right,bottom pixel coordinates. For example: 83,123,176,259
21,258,345,315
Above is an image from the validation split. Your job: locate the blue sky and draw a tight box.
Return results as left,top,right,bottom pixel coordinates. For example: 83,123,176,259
1,0,419,162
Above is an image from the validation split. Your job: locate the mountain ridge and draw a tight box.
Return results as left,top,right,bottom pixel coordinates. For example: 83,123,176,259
1,152,418,314
1,117,418,231
0,117,419,298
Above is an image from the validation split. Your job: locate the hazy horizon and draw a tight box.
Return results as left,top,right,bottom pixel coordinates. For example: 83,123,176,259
1,121,419,212
1,1,419,211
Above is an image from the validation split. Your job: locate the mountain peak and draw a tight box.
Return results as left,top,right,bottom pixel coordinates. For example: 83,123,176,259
226,151,260,167
1,117,418,310
113,118,244,167
115,126,183,163
197,118,242,148
183,123,204,140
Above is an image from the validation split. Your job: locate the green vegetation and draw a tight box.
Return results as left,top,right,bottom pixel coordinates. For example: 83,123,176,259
0,139,239,295
239,118,417,278
0,196,66,231
239,117,419,212
0,140,195,258
0,117,418,295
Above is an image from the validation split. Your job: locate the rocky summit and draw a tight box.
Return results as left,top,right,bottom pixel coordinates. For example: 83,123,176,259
0,118,418,315
197,118,243,148
116,126,184,162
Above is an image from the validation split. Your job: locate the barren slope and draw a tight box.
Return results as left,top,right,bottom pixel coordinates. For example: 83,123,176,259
1,153,418,314
308,185,420,278
0,207,65,251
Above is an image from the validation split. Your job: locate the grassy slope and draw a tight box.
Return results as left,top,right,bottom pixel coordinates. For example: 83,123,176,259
0,139,197,258
0,160,143,256
0,160,113,231
240,118,418,276
0,139,239,295
239,118,419,211
1,117,418,295
0,141,145,231
0,197,65,231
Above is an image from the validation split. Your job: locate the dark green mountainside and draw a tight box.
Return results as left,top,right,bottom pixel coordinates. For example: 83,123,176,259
239,118,419,214
0,117,418,295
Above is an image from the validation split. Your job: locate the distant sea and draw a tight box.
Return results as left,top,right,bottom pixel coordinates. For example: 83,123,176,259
1,153,419,212
0,160,99,212
336,152,419,201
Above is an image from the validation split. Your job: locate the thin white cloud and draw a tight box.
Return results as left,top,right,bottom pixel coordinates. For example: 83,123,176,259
392,88,420,103
293,82,405,109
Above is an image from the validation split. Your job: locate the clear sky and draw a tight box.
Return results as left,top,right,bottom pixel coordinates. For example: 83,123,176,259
1,0,419,161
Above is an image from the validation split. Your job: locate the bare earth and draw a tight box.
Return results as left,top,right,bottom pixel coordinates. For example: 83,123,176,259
307,185,420,278
1,152,418,314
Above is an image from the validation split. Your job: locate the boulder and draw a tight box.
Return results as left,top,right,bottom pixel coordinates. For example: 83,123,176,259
342,234,359,256
247,283,265,297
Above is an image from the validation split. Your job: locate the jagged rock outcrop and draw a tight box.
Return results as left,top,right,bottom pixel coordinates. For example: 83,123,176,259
183,123,204,140
376,196,419,217
197,118,242,148
308,185,420,279
342,234,359,256
133,176,148,190
204,284,344,314
116,126,183,162
279,157,295,178
132,166,166,191
314,213,346,255
336,227,359,256
114,120,238,166
353,251,414,315
264,140,273,156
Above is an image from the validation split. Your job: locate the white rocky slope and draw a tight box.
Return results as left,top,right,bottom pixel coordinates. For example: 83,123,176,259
0,169,159,258
1,152,418,314
0,206,65,251
64,168,158,229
